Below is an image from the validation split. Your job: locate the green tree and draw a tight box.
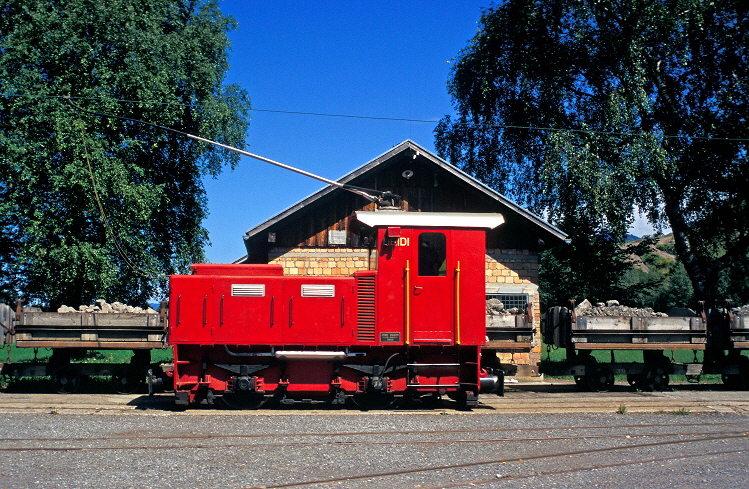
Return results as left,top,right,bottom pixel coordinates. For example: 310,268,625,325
0,0,251,308
539,222,636,310
436,0,749,307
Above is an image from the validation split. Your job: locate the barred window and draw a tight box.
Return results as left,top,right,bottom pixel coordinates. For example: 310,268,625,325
486,293,529,310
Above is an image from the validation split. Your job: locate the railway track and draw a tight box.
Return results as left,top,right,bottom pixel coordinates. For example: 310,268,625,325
254,434,749,489
421,445,749,489
2,421,748,452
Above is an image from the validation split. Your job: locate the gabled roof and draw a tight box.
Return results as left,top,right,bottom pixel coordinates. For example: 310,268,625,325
240,140,566,260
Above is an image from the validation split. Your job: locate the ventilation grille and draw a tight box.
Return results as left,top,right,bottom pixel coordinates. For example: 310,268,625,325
301,284,335,298
231,284,266,297
356,274,376,342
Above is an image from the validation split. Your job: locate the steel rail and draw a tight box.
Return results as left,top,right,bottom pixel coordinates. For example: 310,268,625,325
1,420,748,445
248,432,749,489
425,447,749,489
1,428,747,453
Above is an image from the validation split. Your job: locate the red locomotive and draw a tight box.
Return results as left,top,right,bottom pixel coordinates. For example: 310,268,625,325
168,211,505,408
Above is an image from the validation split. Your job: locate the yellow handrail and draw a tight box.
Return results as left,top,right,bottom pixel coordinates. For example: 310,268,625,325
405,259,411,345
455,260,461,345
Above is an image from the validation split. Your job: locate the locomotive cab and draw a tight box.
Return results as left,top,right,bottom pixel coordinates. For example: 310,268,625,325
168,211,504,409
355,211,504,347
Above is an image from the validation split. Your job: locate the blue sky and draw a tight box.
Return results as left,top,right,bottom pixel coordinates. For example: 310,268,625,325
202,1,492,263
202,1,657,263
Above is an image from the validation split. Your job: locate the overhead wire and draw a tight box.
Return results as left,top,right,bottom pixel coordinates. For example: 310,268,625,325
3,92,746,284
63,95,399,279
5,93,401,281
4,93,748,142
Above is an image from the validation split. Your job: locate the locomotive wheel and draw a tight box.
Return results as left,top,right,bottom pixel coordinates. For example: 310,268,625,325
50,366,81,394
641,367,669,392
111,367,144,394
586,366,614,392
221,392,267,410
351,393,396,410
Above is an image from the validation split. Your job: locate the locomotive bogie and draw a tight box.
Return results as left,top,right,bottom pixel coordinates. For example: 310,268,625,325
171,342,483,407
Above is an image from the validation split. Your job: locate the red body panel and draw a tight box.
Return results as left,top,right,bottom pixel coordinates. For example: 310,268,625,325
211,276,285,344
170,267,357,346
452,229,489,345
282,276,356,344
374,227,487,346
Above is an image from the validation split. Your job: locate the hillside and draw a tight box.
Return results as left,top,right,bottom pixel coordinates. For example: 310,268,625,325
626,234,677,273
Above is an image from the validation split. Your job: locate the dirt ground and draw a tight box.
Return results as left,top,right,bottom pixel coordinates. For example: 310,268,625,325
1,380,748,415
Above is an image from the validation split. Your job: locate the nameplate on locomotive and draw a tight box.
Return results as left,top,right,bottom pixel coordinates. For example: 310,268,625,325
380,332,401,343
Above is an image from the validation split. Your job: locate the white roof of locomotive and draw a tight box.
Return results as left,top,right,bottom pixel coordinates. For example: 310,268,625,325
355,211,504,229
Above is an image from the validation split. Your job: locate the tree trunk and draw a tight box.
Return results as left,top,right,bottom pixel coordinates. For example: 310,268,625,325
660,187,716,307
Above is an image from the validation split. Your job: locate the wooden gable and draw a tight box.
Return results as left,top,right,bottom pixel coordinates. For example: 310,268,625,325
241,141,566,263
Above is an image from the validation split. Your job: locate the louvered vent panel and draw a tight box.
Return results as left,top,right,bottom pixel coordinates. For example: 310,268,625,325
356,274,376,342
301,284,335,298
231,284,266,297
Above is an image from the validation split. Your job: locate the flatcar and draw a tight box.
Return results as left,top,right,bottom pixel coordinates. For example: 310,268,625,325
541,301,749,391
0,301,166,393
168,211,505,409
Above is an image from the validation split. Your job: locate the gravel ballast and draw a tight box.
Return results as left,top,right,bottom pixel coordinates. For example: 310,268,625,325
1,411,748,489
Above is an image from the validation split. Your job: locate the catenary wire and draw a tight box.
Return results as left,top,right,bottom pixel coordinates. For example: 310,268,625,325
4,93,748,142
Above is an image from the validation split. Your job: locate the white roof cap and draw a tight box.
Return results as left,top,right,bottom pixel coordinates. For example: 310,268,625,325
355,211,504,229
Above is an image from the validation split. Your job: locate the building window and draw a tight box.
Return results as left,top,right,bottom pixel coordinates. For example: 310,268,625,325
486,293,529,311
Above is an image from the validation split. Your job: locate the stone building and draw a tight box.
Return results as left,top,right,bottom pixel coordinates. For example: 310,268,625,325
237,140,566,372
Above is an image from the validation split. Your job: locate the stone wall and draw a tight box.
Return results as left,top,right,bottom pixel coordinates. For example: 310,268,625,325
485,249,539,285
268,248,372,276
485,249,542,370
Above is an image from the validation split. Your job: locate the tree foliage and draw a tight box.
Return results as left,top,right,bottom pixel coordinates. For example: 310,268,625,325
0,0,251,308
436,0,749,306
539,223,636,310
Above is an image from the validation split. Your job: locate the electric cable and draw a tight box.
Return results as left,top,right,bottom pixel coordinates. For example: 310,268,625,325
3,93,747,142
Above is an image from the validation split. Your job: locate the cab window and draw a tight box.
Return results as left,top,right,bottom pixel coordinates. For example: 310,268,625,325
418,232,446,276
